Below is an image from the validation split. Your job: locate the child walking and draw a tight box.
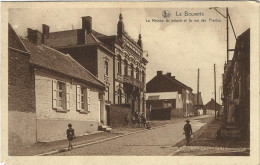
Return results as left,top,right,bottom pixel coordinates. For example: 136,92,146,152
66,123,75,151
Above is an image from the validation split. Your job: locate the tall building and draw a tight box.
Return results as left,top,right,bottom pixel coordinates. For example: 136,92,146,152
221,29,250,140
42,13,148,125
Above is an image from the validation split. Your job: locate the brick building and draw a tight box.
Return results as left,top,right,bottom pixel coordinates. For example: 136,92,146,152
41,13,148,126
146,71,194,118
8,24,105,148
221,29,250,140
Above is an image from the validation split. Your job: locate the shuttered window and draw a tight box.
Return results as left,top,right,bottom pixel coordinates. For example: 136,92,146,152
52,79,69,111
76,85,90,113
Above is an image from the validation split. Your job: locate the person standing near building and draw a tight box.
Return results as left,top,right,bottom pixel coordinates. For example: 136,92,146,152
66,123,75,151
183,120,193,145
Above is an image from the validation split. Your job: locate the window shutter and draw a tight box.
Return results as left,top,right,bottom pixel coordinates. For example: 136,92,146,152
87,88,90,111
66,83,70,111
52,79,58,109
76,85,81,110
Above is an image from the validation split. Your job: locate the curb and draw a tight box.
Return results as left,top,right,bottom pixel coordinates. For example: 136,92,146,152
37,123,170,156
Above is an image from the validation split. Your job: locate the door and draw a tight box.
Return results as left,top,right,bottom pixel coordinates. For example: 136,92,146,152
106,105,110,126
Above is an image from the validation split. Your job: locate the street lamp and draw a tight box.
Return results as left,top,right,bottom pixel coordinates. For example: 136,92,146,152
209,7,237,62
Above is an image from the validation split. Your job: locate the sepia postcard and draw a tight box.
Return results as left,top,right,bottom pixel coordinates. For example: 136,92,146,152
1,1,259,165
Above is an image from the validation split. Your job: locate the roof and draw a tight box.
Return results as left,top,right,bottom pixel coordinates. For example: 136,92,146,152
20,36,105,89
46,29,103,48
204,99,221,111
147,92,178,100
165,75,192,91
193,92,204,105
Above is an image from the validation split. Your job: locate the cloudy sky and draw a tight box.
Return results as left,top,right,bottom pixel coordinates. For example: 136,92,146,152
9,7,250,104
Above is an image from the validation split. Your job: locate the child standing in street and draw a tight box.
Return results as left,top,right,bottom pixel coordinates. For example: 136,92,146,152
66,123,75,151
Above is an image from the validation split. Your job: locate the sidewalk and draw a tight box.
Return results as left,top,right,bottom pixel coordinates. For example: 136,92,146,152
172,119,250,156
9,117,190,156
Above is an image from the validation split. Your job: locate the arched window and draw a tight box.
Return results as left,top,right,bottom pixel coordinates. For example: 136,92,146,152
105,61,108,76
136,68,139,80
124,60,128,76
130,64,134,78
142,70,145,82
118,89,122,104
118,56,121,75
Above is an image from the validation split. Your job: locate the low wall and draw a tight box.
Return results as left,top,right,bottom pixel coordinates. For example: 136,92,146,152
9,111,37,149
151,108,171,120
37,119,98,142
109,104,132,127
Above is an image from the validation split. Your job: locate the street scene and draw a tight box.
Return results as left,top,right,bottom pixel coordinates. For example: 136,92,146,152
7,5,251,158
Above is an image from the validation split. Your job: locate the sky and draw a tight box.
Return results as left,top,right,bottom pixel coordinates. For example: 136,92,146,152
9,7,250,104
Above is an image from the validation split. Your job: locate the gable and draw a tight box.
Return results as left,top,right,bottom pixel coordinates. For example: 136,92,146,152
146,75,182,93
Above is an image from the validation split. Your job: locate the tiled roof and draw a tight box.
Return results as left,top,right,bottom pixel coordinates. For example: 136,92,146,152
204,99,221,111
163,75,192,91
46,29,106,48
46,30,78,47
20,37,105,89
92,30,107,38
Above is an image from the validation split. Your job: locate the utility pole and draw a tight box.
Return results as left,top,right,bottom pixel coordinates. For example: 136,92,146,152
226,7,229,62
214,64,217,120
197,69,200,115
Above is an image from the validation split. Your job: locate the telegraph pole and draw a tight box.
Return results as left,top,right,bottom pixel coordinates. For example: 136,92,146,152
197,69,200,115
226,7,229,61
214,64,217,120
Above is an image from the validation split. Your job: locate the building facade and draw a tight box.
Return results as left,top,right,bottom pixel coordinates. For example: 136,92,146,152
8,24,105,148
42,14,148,124
221,29,250,140
146,71,194,118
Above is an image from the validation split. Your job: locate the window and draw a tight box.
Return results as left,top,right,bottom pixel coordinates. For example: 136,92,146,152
76,85,90,112
124,60,128,76
130,64,134,77
118,56,121,75
52,80,70,111
136,68,139,80
142,71,145,82
105,61,108,76
163,100,172,108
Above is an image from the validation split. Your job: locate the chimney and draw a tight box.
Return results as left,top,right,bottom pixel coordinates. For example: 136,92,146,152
27,28,42,45
42,24,49,44
166,72,171,77
82,16,92,33
157,71,163,75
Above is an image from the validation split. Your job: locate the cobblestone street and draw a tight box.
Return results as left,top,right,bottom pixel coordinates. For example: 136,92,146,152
52,115,213,156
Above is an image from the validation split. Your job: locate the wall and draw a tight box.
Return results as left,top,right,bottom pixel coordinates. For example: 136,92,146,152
8,50,35,113
171,108,183,117
97,48,114,103
8,49,37,148
109,104,132,127
35,71,102,142
8,111,37,150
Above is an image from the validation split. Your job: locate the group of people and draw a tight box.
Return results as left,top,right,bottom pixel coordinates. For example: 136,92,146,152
124,112,150,129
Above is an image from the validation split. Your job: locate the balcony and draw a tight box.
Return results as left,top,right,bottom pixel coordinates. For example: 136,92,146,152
123,75,145,89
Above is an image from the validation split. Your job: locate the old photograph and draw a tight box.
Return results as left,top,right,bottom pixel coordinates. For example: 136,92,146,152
1,1,259,164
